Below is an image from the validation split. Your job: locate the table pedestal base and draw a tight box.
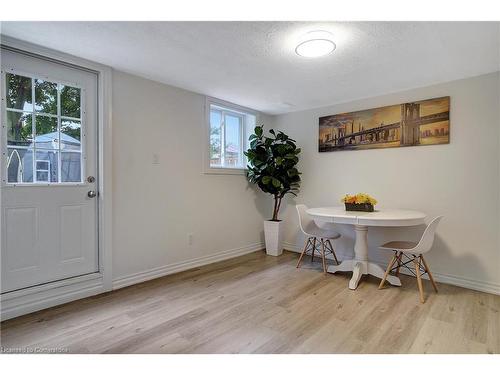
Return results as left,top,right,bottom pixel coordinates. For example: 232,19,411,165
326,224,402,290
327,260,402,290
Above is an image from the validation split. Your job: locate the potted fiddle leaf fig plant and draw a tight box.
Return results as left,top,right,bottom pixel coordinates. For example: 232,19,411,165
245,125,301,256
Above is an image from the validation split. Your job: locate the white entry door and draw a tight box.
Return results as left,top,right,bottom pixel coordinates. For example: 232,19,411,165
1,48,99,293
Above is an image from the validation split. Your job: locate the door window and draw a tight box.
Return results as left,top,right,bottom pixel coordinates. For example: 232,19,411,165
5,72,83,184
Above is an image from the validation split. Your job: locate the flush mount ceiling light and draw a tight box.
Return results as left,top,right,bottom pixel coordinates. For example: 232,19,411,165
295,30,336,58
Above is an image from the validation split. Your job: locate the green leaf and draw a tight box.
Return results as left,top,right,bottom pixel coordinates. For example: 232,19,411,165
272,178,281,188
255,126,263,137
276,144,288,154
277,131,288,141
262,176,272,184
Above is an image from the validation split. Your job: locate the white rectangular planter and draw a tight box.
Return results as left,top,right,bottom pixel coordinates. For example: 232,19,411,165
264,220,283,256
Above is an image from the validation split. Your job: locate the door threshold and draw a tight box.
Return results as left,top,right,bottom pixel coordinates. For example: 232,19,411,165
1,272,102,301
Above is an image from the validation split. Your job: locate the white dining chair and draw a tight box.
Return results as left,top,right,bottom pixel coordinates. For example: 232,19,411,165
296,204,341,273
378,216,443,303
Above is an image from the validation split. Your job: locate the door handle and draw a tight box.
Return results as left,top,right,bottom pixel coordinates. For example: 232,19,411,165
87,190,97,198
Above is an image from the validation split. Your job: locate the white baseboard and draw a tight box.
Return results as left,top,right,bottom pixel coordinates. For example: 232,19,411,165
283,241,500,296
112,242,264,290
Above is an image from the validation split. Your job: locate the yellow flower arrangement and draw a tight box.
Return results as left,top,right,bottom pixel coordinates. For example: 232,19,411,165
341,193,378,206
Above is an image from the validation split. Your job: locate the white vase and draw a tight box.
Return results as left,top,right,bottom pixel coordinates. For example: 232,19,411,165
264,220,284,256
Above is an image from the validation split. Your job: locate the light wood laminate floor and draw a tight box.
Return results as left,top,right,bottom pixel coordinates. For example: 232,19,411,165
1,251,499,354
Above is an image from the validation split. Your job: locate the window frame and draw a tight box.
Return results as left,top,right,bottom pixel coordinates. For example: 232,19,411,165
203,96,259,175
1,67,86,186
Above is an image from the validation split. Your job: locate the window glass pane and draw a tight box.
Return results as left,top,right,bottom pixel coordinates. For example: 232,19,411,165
36,160,49,171
35,150,58,182
36,171,48,181
224,114,242,167
7,148,33,183
5,73,32,111
61,120,81,150
61,152,82,182
210,109,222,167
7,111,33,145
35,115,58,149
61,85,81,118
35,79,57,114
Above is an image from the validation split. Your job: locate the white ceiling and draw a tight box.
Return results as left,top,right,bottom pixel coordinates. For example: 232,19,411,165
1,22,499,114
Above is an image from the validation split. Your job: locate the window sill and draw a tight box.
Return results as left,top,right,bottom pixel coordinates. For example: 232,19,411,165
203,167,247,175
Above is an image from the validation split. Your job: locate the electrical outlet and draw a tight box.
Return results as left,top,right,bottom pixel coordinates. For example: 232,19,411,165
188,233,194,246
152,153,160,165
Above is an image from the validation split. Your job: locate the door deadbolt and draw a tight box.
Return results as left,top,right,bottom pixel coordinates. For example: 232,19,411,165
87,176,95,183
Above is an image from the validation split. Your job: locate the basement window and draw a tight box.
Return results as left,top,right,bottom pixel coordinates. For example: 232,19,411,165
205,97,257,174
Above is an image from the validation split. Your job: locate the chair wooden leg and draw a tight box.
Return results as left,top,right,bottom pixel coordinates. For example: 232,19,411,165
326,239,339,265
378,254,398,289
395,252,403,277
421,255,438,293
311,237,316,262
296,237,310,268
415,256,425,303
321,239,327,274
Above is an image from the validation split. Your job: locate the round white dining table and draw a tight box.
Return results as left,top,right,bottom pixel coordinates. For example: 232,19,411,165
306,207,426,290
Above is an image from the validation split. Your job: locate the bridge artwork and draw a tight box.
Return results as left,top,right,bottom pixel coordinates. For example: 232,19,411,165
318,96,450,152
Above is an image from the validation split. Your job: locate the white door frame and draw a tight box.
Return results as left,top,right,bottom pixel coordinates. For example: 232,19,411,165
0,36,113,320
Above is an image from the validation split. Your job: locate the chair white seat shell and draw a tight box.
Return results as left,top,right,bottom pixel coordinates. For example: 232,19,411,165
301,224,341,240
296,204,340,273
378,216,443,303
379,241,418,251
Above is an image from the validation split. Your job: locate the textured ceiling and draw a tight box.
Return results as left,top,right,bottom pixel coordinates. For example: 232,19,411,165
1,22,499,114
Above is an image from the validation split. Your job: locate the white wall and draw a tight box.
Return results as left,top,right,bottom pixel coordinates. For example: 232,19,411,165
273,72,500,293
111,70,270,285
